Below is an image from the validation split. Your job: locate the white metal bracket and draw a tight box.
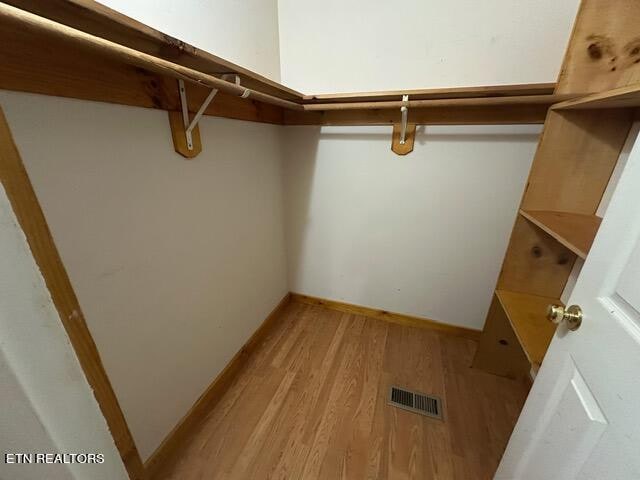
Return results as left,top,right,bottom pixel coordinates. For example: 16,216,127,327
221,74,251,98
178,79,218,150
400,94,409,145
221,73,241,85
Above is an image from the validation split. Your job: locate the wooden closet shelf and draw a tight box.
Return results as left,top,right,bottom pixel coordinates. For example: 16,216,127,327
495,290,559,366
304,83,557,103
302,94,575,111
519,210,602,259
0,1,563,126
4,0,304,101
553,83,640,110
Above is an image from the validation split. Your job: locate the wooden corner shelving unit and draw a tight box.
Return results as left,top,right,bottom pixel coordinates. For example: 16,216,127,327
472,0,640,382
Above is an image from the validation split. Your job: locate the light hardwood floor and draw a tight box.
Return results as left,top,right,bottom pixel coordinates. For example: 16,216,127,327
156,302,529,480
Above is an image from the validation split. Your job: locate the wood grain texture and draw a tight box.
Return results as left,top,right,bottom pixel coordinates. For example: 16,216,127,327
167,111,202,159
0,3,302,112
519,210,602,259
498,215,577,299
304,83,557,103
144,293,292,479
495,290,559,367
472,294,532,381
4,0,304,101
0,13,286,124
554,83,640,110
556,0,640,94
391,123,415,155
0,107,145,479
284,104,551,126
302,94,575,111
291,293,481,341
521,109,633,214
152,302,529,480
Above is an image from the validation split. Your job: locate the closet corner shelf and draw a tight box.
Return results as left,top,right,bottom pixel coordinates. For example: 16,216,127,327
553,83,640,110
495,290,560,367
519,209,601,259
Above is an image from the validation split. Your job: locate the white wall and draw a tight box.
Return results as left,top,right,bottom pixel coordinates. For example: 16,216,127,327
0,185,128,480
278,0,579,93
99,0,282,81
0,91,289,460
279,1,580,330
0,0,287,462
284,125,540,329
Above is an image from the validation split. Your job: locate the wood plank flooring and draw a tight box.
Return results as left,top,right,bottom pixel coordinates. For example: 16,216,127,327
155,302,529,480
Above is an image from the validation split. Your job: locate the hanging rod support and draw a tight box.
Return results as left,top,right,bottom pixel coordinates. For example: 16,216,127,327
400,95,409,145
220,74,251,98
178,79,219,151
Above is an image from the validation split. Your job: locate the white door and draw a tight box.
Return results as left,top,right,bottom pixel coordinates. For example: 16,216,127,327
495,129,640,480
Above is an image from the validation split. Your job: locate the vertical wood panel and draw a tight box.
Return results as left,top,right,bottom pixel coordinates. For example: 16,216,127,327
521,109,633,214
498,216,577,299
472,295,531,381
556,0,640,94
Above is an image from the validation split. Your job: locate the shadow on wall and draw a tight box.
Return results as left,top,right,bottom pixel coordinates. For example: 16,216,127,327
282,126,321,288
282,124,541,330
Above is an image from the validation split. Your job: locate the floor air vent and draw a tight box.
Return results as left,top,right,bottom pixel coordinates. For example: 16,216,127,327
388,386,443,420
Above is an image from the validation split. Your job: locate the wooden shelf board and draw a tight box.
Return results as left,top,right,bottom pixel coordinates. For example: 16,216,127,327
305,83,557,103
553,83,640,110
302,94,574,111
0,2,560,126
4,0,304,101
284,104,551,125
496,290,560,366
519,210,602,259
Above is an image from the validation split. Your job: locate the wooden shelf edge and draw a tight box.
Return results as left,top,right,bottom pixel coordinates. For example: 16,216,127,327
553,83,640,110
302,94,574,111
284,104,551,126
519,209,602,259
304,82,557,103
495,290,560,366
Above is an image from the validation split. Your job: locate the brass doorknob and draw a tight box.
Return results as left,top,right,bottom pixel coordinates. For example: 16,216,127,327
547,304,583,331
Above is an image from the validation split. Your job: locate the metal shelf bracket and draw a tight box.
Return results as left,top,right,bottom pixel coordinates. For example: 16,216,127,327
400,95,409,144
178,79,218,151
391,94,415,156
